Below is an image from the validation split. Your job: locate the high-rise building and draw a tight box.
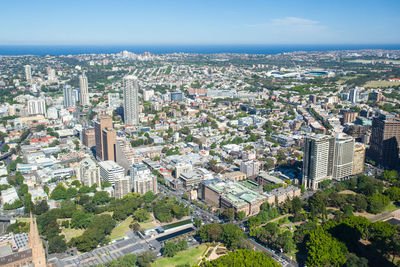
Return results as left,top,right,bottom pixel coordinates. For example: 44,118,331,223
352,143,366,175
115,137,137,174
46,67,56,82
143,89,154,101
24,65,32,83
94,116,113,160
130,163,158,195
369,114,400,169
108,93,120,108
349,88,359,104
63,85,75,108
114,177,132,199
332,135,354,180
170,91,183,102
123,75,139,125
79,72,90,106
302,135,335,189
342,111,358,125
76,158,101,187
102,128,116,161
98,161,124,185
240,160,261,179
82,128,95,148
28,98,46,116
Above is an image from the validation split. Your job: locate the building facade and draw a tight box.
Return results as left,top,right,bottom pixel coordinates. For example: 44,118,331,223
94,116,113,161
76,158,100,187
79,73,90,106
130,163,157,195
352,143,366,175
123,75,139,125
98,161,124,185
28,98,46,116
369,114,400,169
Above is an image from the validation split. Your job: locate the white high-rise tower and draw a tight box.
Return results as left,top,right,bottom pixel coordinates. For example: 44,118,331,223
123,75,139,125
25,65,32,83
79,72,90,106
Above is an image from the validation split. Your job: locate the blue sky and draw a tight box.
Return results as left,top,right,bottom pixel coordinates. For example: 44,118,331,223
1,0,400,45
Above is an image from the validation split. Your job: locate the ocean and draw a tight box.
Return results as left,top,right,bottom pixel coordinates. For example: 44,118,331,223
0,44,399,56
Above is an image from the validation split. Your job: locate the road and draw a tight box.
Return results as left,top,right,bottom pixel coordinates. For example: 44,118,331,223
249,238,298,267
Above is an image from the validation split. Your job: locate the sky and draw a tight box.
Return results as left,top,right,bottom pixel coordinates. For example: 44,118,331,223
1,0,400,45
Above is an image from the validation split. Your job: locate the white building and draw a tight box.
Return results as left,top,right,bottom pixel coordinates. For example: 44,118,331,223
63,85,75,108
349,87,359,104
130,163,157,195
114,176,131,199
240,160,261,178
98,161,124,185
46,107,58,120
28,98,46,116
333,135,355,181
143,89,154,101
108,93,120,108
302,135,335,189
1,187,19,206
123,75,139,125
79,73,90,106
24,65,32,83
76,158,101,187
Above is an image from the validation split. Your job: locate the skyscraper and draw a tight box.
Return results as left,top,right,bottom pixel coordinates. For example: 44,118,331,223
79,72,90,106
123,75,139,125
63,85,74,108
130,163,158,195
369,113,400,169
302,135,335,189
76,157,101,187
332,135,354,180
94,116,113,160
102,128,116,161
24,65,32,83
28,98,46,115
349,87,359,104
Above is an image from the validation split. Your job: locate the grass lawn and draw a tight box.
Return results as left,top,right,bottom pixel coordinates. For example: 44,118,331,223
62,228,85,241
338,190,357,195
384,202,399,212
152,244,207,267
109,216,134,240
364,80,400,88
140,220,157,230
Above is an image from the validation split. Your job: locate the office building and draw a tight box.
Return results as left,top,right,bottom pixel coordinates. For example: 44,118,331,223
46,67,56,82
98,161,124,185
170,91,183,102
349,87,359,104
342,111,358,125
94,116,113,160
79,72,90,106
27,98,46,116
369,114,400,169
63,85,75,108
130,163,157,195
108,93,120,108
240,160,261,179
76,158,100,187
143,89,154,101
352,143,366,175
102,128,116,161
302,135,335,189
123,75,139,125
115,137,137,174
24,65,32,83
332,135,354,180
114,177,132,199
82,128,95,148
200,179,267,216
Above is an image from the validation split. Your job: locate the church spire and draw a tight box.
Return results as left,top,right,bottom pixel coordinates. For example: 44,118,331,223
29,213,47,267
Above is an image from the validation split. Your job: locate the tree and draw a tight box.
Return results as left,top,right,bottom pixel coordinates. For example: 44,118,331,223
199,223,223,242
71,210,94,229
137,251,156,267
129,221,141,232
1,144,9,153
93,191,110,205
143,191,156,203
194,218,202,228
163,241,179,257
133,208,150,222
305,228,348,267
34,200,49,215
23,193,34,214
235,211,246,221
221,224,243,249
221,208,235,221
50,184,68,200
385,187,400,202
345,253,368,267
48,236,67,253
367,194,390,214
